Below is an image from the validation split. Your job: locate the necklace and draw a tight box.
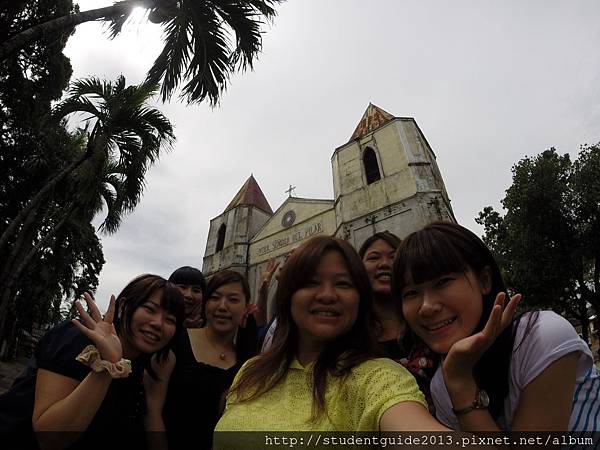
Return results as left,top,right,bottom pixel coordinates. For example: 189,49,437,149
204,328,232,362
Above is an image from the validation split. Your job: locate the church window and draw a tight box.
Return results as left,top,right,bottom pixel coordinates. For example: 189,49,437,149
216,224,226,252
363,147,381,184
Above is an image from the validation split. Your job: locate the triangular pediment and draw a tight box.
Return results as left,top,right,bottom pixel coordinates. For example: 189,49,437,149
350,103,395,141
251,197,334,243
224,175,273,215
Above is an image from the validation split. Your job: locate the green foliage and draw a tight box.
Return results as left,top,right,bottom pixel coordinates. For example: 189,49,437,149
0,1,105,347
145,0,282,104
53,75,175,233
477,146,600,341
2,0,284,105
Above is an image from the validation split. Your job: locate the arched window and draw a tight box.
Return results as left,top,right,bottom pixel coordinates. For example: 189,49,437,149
363,147,381,184
216,224,226,252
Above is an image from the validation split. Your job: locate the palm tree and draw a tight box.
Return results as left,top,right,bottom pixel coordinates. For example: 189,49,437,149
1,0,283,104
0,75,174,340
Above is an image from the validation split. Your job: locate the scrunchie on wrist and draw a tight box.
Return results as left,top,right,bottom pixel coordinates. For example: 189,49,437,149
76,345,132,378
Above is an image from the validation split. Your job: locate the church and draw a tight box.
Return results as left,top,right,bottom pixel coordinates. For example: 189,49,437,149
201,104,455,309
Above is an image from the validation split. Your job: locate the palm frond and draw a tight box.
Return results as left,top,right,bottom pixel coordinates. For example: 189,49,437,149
106,0,140,38
145,0,283,104
52,96,103,124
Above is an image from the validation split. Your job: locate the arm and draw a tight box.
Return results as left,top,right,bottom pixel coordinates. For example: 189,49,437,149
33,294,122,450
380,401,450,431
444,295,578,432
33,369,112,450
441,293,520,433
441,352,578,450
144,351,176,450
510,352,578,430
255,258,280,326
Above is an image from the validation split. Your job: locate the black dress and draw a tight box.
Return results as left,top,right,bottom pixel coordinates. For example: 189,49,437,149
0,321,145,450
163,318,258,450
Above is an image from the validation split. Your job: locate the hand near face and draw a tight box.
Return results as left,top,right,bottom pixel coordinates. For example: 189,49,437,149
184,300,204,328
442,292,521,381
147,350,176,383
72,293,123,363
144,350,176,417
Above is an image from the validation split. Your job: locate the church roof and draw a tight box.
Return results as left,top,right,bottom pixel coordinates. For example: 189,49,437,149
350,103,395,141
224,175,273,215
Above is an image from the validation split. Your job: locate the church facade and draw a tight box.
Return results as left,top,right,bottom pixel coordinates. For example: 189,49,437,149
202,104,455,310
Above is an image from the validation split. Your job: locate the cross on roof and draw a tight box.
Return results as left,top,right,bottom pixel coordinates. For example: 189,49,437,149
285,184,296,197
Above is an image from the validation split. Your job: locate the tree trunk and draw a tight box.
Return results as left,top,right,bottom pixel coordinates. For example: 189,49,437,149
0,150,90,254
0,206,46,286
0,208,74,344
8,210,74,295
0,2,138,60
0,152,89,340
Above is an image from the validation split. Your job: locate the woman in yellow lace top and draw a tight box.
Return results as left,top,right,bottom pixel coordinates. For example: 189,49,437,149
214,236,447,444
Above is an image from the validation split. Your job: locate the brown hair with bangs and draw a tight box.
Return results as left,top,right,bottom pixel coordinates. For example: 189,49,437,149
113,274,185,377
203,270,250,324
229,235,378,419
391,221,516,420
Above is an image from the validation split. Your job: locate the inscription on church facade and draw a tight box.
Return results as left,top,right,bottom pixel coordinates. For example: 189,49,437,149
257,222,324,256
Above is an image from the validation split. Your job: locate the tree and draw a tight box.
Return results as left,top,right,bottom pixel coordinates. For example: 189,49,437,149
0,76,175,342
477,146,600,347
0,0,100,357
1,0,283,104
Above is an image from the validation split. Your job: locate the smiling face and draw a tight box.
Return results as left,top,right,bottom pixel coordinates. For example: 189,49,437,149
175,284,203,316
205,281,247,334
291,250,360,356
125,290,177,356
400,269,489,355
362,238,396,297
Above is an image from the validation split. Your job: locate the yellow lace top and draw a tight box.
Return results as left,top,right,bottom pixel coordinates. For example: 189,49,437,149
214,356,426,435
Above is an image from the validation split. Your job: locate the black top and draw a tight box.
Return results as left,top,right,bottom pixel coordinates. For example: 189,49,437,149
164,318,258,450
379,338,409,361
0,321,145,450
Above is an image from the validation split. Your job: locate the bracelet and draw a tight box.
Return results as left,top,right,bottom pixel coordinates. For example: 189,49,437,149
76,345,132,378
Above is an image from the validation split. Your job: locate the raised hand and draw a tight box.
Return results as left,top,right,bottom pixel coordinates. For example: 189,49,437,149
184,300,204,328
144,351,176,419
147,350,176,383
259,258,280,294
72,293,123,363
443,292,522,381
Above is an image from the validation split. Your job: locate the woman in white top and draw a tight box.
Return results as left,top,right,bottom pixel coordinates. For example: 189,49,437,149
393,221,599,434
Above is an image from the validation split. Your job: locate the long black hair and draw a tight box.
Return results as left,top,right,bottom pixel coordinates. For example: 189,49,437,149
392,221,520,420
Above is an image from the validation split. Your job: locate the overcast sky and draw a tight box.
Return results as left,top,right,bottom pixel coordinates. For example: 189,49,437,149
64,0,600,310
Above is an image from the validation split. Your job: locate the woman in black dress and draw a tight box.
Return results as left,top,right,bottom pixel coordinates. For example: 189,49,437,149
0,274,184,450
163,270,259,450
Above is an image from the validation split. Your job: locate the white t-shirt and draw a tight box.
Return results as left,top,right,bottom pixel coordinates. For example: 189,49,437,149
432,311,600,432
261,318,277,353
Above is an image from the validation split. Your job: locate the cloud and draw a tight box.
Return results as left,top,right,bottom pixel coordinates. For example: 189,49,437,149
63,0,600,310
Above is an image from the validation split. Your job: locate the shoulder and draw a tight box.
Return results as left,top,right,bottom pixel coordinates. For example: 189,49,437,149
347,358,426,401
512,311,593,386
227,356,261,393
350,357,411,378
34,321,92,381
334,358,427,430
514,311,586,353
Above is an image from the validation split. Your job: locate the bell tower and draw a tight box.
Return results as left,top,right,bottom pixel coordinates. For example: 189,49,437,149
202,175,273,277
332,103,455,247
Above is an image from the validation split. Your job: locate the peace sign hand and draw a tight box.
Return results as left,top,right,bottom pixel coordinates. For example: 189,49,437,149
72,293,123,363
442,292,522,382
